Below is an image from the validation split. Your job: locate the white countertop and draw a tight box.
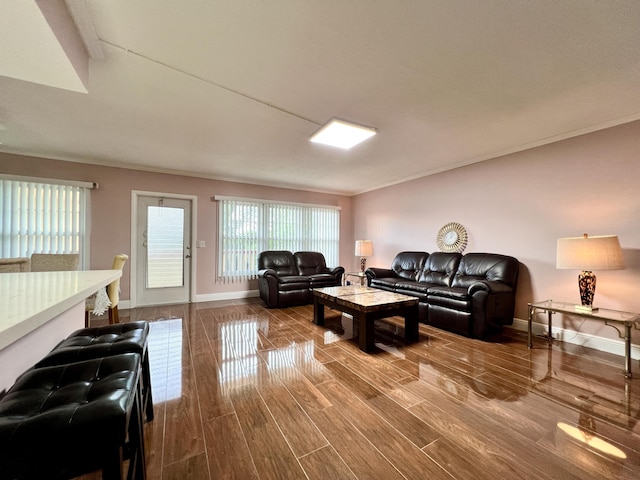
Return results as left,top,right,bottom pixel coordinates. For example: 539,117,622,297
0,270,121,351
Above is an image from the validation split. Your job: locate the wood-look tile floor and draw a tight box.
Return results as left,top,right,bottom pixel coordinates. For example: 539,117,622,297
84,298,640,479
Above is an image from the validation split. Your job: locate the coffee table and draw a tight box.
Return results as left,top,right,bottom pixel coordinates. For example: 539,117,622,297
313,286,419,352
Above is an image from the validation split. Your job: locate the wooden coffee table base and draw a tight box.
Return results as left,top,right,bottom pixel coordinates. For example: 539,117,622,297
313,286,419,352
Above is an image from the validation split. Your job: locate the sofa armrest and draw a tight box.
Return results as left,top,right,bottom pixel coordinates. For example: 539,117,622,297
329,266,345,276
467,281,512,295
366,267,395,279
258,268,278,278
257,269,280,307
329,266,345,282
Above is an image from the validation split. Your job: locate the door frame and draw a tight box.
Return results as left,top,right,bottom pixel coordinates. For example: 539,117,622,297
130,190,198,308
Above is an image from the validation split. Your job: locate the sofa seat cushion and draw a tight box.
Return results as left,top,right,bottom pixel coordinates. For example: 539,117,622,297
309,273,338,287
426,286,470,310
277,275,310,291
394,280,432,294
370,277,399,290
395,288,428,302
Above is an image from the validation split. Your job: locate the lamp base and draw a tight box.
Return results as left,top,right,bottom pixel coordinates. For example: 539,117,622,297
360,257,366,272
575,304,599,313
578,270,596,311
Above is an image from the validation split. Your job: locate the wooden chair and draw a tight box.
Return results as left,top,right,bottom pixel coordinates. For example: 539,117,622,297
85,254,128,327
30,253,79,272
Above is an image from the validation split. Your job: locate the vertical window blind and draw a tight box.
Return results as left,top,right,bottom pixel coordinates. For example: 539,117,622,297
0,176,92,264
217,197,340,281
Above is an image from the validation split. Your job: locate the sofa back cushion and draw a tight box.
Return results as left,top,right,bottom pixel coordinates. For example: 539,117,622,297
452,253,519,289
258,250,297,276
391,251,429,280
294,251,327,275
418,252,461,286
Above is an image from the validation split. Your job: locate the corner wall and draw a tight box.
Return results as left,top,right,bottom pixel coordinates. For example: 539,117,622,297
353,120,640,348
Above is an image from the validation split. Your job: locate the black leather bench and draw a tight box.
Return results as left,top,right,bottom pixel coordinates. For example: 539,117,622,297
0,354,145,479
34,321,154,422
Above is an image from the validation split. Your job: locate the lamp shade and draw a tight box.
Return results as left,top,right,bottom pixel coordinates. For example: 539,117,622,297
355,240,373,257
556,234,625,271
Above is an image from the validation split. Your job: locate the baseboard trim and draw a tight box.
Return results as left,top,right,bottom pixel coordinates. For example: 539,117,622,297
195,290,260,303
508,317,640,361
122,290,259,309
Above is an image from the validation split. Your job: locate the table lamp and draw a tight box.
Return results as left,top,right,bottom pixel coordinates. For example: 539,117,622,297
355,240,373,272
556,233,625,312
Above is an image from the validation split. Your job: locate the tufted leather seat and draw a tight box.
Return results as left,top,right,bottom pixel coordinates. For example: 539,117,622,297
0,353,145,480
33,321,154,422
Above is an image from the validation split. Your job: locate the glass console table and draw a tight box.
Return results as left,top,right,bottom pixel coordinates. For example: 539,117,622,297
528,300,640,378
343,271,367,286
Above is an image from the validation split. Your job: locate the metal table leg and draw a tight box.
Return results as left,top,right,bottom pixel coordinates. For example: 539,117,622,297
527,304,534,348
624,323,632,379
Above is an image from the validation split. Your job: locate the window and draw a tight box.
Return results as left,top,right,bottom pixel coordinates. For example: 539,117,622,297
0,175,93,265
217,197,340,281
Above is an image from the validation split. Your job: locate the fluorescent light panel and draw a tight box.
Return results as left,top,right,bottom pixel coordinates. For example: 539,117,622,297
310,119,376,149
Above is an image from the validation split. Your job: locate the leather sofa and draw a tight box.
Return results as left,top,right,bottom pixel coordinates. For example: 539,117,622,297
366,251,519,339
258,251,345,308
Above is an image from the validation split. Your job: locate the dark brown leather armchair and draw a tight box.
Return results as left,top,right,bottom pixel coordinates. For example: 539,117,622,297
258,251,344,308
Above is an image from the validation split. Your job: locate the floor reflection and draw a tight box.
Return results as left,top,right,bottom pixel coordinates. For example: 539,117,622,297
529,346,640,431
122,300,640,479
212,313,330,393
557,402,628,460
148,318,183,402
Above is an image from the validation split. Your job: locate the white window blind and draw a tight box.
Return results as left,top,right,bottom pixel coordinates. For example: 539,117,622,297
217,197,340,281
0,176,92,264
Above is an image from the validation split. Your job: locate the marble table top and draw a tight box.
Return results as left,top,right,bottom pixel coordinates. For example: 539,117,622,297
314,285,418,308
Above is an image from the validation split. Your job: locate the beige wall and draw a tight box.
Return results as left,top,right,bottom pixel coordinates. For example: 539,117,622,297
353,120,640,344
0,153,353,302
2,119,639,348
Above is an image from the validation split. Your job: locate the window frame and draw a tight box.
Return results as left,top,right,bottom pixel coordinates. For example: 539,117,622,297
0,174,94,267
216,196,341,281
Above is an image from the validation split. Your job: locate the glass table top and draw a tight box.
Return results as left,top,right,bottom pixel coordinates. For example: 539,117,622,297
529,300,640,324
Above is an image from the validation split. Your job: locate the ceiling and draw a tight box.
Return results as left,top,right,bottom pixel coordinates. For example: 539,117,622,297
2,1,640,196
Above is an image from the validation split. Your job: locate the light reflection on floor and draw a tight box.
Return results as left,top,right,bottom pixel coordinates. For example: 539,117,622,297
148,318,183,402
145,310,443,406
216,315,328,392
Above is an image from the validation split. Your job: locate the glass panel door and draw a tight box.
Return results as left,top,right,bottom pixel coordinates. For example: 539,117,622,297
136,196,191,306
146,205,185,288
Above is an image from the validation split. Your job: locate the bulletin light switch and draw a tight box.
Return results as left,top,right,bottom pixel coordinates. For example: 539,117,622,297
196,240,205,248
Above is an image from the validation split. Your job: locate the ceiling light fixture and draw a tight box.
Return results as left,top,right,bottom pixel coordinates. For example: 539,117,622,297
310,118,376,150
